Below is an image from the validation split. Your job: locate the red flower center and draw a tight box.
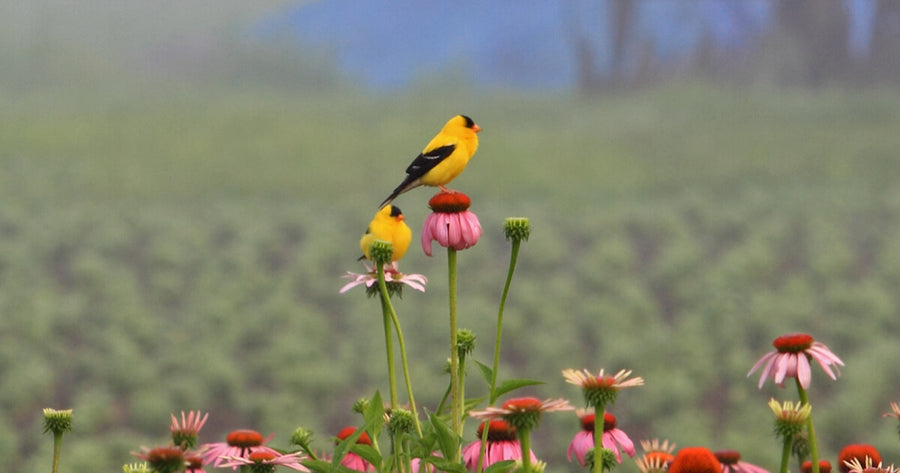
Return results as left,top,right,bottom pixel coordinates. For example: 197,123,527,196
713,450,741,465
248,451,277,462
146,446,185,462
838,444,882,473
226,429,265,448
476,420,517,441
336,426,372,445
668,447,722,473
501,397,543,412
578,412,618,432
185,455,204,469
428,192,471,213
647,451,676,466
802,461,833,473
773,333,814,353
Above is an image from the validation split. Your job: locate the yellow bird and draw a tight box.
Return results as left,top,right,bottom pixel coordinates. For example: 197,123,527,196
359,205,412,262
379,115,481,208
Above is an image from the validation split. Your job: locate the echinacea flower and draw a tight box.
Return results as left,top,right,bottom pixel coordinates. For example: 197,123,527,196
668,447,722,473
339,261,427,296
201,429,280,469
882,402,900,420
42,408,74,435
185,454,206,473
714,450,770,473
469,397,574,432
842,457,899,473
838,445,882,473
748,333,844,389
421,192,482,256
802,461,832,473
637,439,677,473
563,368,644,408
219,450,310,472
171,410,208,450
461,420,537,473
567,410,635,465
768,398,811,440
335,427,375,472
133,446,186,473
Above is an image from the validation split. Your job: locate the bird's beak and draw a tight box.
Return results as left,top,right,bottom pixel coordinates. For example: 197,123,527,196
397,215,405,221
473,124,482,133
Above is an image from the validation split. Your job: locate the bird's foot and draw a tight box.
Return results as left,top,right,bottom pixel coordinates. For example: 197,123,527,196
438,186,457,194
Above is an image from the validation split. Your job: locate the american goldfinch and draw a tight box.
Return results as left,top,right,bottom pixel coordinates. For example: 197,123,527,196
379,115,481,208
359,205,412,262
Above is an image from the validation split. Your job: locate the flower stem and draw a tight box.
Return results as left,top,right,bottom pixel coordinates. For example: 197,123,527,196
779,435,792,473
50,432,63,473
490,238,521,403
376,264,399,409
386,298,423,436
518,428,533,473
795,380,819,473
593,405,606,473
448,247,461,460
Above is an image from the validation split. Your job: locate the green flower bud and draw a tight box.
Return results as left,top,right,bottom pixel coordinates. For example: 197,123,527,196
504,218,531,243
369,240,394,266
42,408,73,435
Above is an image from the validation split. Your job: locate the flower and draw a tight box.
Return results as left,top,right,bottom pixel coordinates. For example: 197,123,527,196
421,192,482,256
469,397,573,432
335,427,374,472
838,445,882,473
768,398,811,439
714,450,770,473
802,461,832,473
637,439,677,473
42,408,74,435
339,261,427,296
219,451,310,472
563,368,644,407
461,420,537,473
185,454,206,473
201,429,280,469
747,333,844,389
170,410,208,450
133,446,186,473
123,463,152,473
567,410,635,465
668,447,722,473
842,457,899,473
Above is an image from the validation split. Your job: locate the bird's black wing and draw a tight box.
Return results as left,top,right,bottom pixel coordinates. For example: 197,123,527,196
379,144,456,208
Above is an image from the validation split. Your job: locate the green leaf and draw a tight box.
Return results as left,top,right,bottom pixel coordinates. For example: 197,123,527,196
428,413,459,461
428,458,470,473
484,460,517,473
475,360,493,386
492,378,545,403
350,444,382,467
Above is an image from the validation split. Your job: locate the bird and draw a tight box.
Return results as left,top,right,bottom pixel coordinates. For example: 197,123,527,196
359,204,412,262
379,114,481,208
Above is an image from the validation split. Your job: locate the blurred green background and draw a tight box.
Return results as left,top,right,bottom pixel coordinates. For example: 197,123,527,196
3,1,900,472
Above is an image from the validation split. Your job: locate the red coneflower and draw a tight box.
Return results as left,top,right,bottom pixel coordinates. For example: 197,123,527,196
714,450,770,473
461,420,537,473
838,445,882,473
669,447,722,473
567,410,635,465
201,429,279,470
748,333,843,389
421,192,482,256
335,427,374,472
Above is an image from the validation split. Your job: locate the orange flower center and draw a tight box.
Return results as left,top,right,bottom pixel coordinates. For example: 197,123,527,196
336,426,372,445
713,450,741,465
226,429,264,448
249,451,277,462
838,445,881,473
579,412,617,432
477,420,517,441
428,192,471,213
773,333,814,353
669,447,722,473
802,460,833,473
501,397,543,412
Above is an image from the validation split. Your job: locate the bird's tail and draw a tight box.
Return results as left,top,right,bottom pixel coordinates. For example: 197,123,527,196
378,178,417,208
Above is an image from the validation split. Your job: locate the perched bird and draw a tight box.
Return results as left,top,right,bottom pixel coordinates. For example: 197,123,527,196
379,115,481,208
359,205,412,262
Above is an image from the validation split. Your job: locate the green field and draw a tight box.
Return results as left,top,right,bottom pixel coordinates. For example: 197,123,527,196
4,82,900,472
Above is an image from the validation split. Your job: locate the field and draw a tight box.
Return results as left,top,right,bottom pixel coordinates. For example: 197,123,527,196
4,82,900,472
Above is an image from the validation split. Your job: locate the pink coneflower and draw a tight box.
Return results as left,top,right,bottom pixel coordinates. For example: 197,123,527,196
339,261,427,295
838,445,882,473
201,429,280,469
802,461,833,473
714,450,770,473
461,420,537,473
842,457,899,473
470,397,574,432
170,410,208,450
563,368,644,407
668,447,722,473
637,439,677,473
567,410,635,465
219,450,310,472
421,192,482,256
335,427,375,472
133,446,186,473
747,333,844,389
185,454,206,473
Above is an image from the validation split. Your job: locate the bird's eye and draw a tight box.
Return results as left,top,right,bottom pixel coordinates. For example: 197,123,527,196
390,206,403,217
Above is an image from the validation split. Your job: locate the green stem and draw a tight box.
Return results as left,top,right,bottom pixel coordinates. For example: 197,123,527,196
796,380,819,473
448,247,461,460
779,435,792,473
489,239,521,403
518,428,533,473
458,353,467,435
51,432,63,473
376,264,398,409
386,294,423,436
593,405,606,473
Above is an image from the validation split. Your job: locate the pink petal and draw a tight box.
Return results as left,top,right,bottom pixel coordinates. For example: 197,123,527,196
796,353,811,389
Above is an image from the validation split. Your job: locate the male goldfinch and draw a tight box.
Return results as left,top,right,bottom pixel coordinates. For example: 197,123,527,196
359,205,412,262
379,115,481,208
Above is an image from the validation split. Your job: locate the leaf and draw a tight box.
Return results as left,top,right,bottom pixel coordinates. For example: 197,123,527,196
484,460,517,473
492,378,544,403
475,360,493,386
428,413,459,461
428,458,470,473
